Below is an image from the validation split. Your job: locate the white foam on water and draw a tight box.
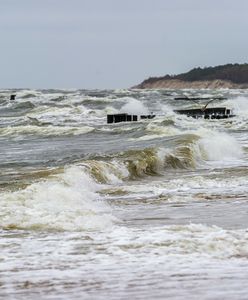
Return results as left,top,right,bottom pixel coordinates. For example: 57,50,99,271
229,89,245,95
161,127,245,167
129,134,165,141
196,129,243,162
16,89,43,99
155,103,175,116
28,105,87,123
110,172,248,204
107,223,248,259
104,106,119,115
128,123,181,141
220,96,248,130
0,166,116,231
0,125,94,136
120,98,149,115
224,96,248,114
2,222,248,299
145,122,181,136
27,103,115,126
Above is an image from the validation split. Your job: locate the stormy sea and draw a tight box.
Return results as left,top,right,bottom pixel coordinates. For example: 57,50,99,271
0,88,248,299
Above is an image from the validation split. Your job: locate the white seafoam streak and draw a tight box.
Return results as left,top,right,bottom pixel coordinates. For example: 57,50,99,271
0,125,95,136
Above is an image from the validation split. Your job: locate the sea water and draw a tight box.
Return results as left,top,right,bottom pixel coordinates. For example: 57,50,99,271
0,88,248,299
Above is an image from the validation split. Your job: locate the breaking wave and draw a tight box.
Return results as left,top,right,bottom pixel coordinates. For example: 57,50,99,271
198,130,243,161
0,166,116,231
76,130,243,182
120,98,149,115
0,131,244,232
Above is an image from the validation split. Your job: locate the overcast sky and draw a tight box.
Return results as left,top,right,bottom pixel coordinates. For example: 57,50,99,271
0,0,247,89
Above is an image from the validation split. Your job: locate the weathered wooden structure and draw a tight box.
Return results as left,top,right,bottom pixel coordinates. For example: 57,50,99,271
174,97,227,101
107,113,155,124
174,107,235,119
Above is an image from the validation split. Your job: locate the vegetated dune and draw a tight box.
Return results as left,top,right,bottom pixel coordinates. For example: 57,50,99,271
134,64,248,89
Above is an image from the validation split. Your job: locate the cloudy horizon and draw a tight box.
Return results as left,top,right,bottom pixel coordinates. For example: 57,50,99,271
0,0,247,89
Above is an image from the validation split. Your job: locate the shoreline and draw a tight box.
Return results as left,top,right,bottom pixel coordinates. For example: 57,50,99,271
133,79,248,89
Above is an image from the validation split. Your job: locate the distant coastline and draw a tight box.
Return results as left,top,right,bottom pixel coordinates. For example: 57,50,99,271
133,63,248,89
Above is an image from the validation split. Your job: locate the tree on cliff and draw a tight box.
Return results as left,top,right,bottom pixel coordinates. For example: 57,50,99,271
139,63,248,86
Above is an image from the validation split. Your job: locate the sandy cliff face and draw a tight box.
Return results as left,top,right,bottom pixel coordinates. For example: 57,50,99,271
134,79,248,89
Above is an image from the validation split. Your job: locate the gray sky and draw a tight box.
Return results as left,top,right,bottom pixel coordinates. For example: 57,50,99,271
0,0,247,89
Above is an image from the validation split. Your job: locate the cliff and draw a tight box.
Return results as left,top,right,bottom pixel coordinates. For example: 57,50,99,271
134,64,248,89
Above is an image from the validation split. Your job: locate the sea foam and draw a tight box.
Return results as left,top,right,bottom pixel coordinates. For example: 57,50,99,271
120,98,149,115
196,129,243,161
0,166,116,231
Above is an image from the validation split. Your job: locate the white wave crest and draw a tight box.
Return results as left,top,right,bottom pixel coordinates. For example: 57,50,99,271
196,129,243,162
0,166,116,231
120,98,149,115
224,96,248,115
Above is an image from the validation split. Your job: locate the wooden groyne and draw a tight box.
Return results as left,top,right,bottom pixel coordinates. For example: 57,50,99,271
174,107,235,119
107,113,155,124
